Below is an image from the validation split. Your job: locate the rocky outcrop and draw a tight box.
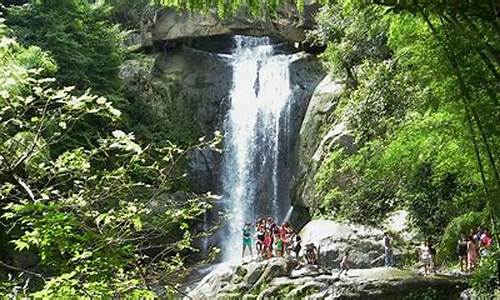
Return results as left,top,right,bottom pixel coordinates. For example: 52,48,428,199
291,75,356,210
152,3,320,46
187,257,468,299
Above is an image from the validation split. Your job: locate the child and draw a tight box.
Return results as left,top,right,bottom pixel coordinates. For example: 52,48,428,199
275,234,284,257
263,230,273,259
337,250,350,277
305,243,318,265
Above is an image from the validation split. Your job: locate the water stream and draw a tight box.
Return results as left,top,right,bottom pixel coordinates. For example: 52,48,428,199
222,36,293,261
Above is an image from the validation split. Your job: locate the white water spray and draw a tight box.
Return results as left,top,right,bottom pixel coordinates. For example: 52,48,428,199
222,36,293,261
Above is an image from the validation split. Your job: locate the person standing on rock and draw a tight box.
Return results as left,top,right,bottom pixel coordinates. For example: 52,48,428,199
337,249,351,278
242,222,253,258
255,224,265,257
275,234,284,257
293,232,302,259
467,235,479,272
263,230,273,259
383,232,394,267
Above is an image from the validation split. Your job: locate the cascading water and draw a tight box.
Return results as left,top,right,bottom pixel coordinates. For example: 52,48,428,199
222,36,293,261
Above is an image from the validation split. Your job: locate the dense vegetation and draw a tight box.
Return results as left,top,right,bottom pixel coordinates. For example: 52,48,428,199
0,0,498,297
0,1,219,297
308,0,499,294
307,0,499,293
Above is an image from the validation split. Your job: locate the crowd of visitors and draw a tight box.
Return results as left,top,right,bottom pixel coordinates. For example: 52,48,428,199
242,217,314,262
242,221,494,277
457,226,493,273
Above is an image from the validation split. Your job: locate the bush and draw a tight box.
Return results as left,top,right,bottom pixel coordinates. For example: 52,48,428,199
470,248,499,296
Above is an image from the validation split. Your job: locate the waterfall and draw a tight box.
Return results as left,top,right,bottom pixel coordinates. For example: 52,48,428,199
222,36,292,261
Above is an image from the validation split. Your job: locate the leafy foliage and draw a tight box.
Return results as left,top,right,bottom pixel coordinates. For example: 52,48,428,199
439,211,485,262
6,0,124,99
311,0,498,263
0,15,221,297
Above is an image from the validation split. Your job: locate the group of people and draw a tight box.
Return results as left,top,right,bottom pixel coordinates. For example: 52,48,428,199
457,226,493,273
242,217,307,261
242,221,494,278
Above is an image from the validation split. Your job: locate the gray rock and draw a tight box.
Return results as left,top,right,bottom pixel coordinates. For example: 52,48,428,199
291,75,354,209
187,148,222,194
187,259,468,299
300,220,401,269
287,281,327,298
244,261,268,286
252,258,296,290
152,3,320,45
153,46,232,137
290,264,331,278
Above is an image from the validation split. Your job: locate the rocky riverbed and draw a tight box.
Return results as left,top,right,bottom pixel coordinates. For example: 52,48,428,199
185,218,468,299
186,257,468,299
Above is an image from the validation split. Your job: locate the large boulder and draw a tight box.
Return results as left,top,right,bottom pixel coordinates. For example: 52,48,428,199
152,3,320,45
300,220,391,269
187,257,299,299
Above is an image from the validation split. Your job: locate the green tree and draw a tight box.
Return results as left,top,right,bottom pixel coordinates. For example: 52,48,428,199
6,0,124,100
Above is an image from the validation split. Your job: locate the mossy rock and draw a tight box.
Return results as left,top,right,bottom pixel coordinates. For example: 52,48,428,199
286,282,324,299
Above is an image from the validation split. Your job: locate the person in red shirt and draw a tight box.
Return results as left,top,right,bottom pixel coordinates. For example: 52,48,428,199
263,230,273,259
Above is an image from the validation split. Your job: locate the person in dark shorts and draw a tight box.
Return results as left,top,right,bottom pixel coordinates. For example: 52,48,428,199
293,233,302,258
255,226,265,256
457,233,468,272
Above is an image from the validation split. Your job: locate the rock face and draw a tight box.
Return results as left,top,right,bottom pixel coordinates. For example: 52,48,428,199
187,257,468,299
291,75,356,212
122,47,231,194
153,46,233,138
152,3,320,45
